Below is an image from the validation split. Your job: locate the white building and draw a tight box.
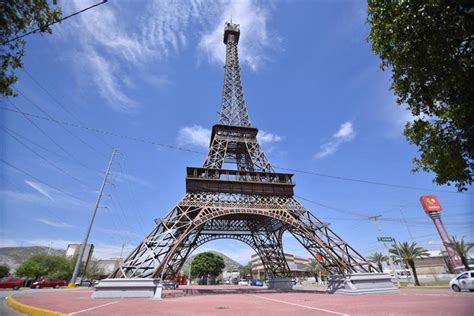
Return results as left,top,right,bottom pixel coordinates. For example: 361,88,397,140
250,253,310,279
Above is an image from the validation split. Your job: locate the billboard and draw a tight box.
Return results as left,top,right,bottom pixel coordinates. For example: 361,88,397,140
420,195,442,213
66,244,94,263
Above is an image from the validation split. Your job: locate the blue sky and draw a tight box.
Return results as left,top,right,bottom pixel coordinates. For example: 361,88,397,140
1,0,472,265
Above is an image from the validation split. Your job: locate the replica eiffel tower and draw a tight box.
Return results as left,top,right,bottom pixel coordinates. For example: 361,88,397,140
111,23,385,290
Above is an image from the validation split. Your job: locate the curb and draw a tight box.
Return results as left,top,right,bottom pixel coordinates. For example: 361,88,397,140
418,286,449,288
5,295,66,316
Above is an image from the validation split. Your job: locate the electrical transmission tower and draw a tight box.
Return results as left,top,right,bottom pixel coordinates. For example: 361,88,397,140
111,23,378,285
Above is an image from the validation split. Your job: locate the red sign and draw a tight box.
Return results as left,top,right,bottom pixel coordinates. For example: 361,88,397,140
420,195,442,213
315,253,324,263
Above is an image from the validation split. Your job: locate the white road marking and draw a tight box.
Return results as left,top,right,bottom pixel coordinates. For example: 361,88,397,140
251,294,349,316
400,293,471,297
69,301,118,315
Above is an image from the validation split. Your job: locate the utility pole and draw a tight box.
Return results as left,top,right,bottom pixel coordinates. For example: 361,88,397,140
369,215,400,287
47,241,53,255
69,149,117,286
119,243,125,261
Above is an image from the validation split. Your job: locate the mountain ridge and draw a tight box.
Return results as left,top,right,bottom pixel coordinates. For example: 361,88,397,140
0,246,65,271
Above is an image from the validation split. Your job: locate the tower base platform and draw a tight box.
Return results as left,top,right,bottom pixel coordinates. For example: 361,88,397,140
327,273,399,295
267,278,294,290
92,278,162,299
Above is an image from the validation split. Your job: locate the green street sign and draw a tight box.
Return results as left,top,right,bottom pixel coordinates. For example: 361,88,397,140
377,237,394,242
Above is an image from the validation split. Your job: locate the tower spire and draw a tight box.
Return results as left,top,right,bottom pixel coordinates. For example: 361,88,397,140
219,22,251,127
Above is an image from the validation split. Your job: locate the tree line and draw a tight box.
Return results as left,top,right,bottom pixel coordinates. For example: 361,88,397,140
0,253,106,283
367,237,472,286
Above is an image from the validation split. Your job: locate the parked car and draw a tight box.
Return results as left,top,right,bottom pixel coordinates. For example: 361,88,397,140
31,278,66,289
238,279,248,286
449,271,474,292
161,280,178,289
75,279,98,287
0,277,23,290
250,279,264,286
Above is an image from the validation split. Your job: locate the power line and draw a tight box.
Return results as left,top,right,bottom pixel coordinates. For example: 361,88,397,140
0,105,203,155
275,166,467,195
296,194,369,218
5,100,91,170
21,68,113,150
1,125,89,186
297,194,472,228
15,88,107,159
115,157,147,233
107,183,139,244
2,126,69,161
1,105,471,195
6,1,108,43
0,158,84,203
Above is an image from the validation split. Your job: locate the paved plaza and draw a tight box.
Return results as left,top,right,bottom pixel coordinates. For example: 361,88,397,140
4,285,473,315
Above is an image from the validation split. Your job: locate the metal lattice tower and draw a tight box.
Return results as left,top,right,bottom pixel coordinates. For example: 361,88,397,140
111,22,376,280
219,23,250,127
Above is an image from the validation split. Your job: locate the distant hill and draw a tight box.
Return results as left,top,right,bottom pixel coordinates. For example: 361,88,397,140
181,250,242,276
0,246,65,270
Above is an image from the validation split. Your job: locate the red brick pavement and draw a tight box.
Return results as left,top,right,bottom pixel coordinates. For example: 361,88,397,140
9,286,474,315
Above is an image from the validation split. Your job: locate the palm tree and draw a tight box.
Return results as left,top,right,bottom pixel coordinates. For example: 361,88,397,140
448,236,473,271
306,259,325,283
367,252,388,272
389,242,429,286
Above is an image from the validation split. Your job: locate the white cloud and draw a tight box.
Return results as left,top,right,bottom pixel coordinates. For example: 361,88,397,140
110,171,152,189
176,126,282,151
61,0,195,111
0,186,90,211
81,49,138,111
26,239,79,251
56,0,276,110
97,228,141,239
0,239,25,248
36,219,73,228
198,0,274,71
334,122,354,140
0,238,134,260
177,125,211,148
0,189,49,206
25,180,54,201
315,121,355,159
257,130,282,145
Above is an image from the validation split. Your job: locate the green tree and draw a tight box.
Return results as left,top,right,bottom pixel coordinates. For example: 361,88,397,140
0,264,10,278
389,242,429,286
83,258,106,280
367,252,388,272
15,254,73,281
190,252,225,284
367,1,474,191
1,0,62,96
15,260,46,279
448,236,473,271
306,259,325,283
239,263,252,279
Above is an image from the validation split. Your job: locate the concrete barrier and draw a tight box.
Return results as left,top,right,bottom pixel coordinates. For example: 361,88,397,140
267,278,294,290
92,278,162,299
327,273,400,295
